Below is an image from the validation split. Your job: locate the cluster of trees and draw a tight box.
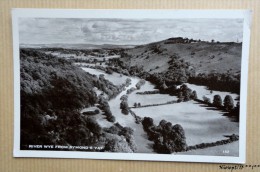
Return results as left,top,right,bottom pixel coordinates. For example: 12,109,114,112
136,90,160,95
142,117,187,153
164,57,195,84
98,96,116,122
204,94,237,111
177,84,197,102
132,100,177,109
103,123,137,152
126,87,136,94
135,79,146,90
150,45,164,54
133,102,141,108
120,95,129,115
20,49,120,150
109,50,240,96
124,78,131,86
200,94,239,121
96,74,121,99
189,72,240,94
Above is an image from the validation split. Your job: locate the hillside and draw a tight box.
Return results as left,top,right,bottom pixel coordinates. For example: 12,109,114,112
20,49,136,152
122,38,242,75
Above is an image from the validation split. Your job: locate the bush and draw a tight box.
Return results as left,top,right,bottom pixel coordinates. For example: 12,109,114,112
120,100,129,115
104,125,120,134
224,95,234,111
203,96,211,104
213,94,223,107
121,108,129,115
104,137,133,153
142,117,187,154
107,115,116,123
94,109,100,114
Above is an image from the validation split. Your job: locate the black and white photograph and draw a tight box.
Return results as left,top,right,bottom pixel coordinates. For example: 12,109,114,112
12,9,251,163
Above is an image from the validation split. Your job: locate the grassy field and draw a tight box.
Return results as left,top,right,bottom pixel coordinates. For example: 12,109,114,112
132,101,239,147
82,67,131,85
181,83,239,104
128,93,177,107
80,67,239,155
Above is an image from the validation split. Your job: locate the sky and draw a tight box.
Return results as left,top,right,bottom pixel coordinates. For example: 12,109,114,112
19,18,243,45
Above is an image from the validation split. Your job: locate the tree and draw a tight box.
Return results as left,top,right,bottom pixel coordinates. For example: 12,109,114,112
137,103,141,107
213,95,223,107
224,95,234,111
142,117,154,132
203,96,211,104
133,103,137,108
120,101,129,110
120,100,129,115
191,90,198,99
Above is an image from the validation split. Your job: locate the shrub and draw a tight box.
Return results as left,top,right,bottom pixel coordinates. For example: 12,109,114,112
104,125,120,134
107,115,116,123
104,137,133,153
159,119,167,128
191,90,198,99
213,94,223,107
120,100,129,115
224,95,234,111
94,109,100,114
121,109,129,115
203,96,211,104
142,117,154,132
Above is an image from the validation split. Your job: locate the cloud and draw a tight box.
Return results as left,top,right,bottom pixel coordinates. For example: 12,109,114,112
19,18,243,45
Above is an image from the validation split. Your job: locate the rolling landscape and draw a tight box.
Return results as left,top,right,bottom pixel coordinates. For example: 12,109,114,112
20,36,241,156
18,17,243,157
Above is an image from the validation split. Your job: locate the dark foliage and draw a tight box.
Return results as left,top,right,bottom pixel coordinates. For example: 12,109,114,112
189,72,240,94
20,49,118,149
224,95,235,111
141,118,187,154
213,95,223,107
142,117,155,132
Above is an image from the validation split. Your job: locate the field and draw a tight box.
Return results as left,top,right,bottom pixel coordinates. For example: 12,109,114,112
81,67,239,155
132,101,239,147
183,83,239,104
17,15,244,162
81,67,132,85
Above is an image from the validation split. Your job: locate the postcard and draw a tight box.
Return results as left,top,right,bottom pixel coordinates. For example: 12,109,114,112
12,9,251,163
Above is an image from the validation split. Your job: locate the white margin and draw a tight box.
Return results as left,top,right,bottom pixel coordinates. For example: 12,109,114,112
12,9,252,164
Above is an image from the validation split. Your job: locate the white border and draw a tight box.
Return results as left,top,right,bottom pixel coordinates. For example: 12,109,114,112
12,9,252,164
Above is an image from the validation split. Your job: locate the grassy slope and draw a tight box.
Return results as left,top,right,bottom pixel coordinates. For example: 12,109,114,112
123,40,242,75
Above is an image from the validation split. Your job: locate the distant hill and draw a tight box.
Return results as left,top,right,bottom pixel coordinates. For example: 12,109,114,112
121,38,242,75
20,43,136,50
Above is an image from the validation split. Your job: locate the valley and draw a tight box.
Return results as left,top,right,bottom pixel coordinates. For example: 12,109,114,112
20,37,241,156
